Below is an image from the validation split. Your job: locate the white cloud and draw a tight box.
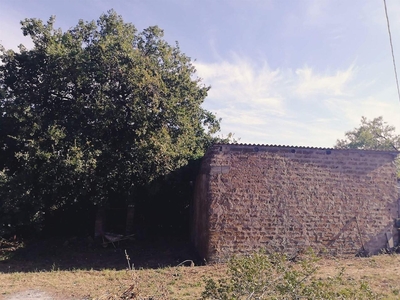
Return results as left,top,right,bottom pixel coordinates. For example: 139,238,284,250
196,54,399,147
325,91,400,134
196,56,286,117
295,65,355,98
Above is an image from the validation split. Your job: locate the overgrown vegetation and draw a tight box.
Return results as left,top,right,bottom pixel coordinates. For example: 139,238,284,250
201,250,379,300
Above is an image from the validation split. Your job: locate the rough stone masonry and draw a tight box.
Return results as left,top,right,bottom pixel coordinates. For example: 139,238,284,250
192,144,400,262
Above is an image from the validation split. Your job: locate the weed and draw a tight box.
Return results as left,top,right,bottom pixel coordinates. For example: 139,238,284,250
202,249,380,300
98,250,170,300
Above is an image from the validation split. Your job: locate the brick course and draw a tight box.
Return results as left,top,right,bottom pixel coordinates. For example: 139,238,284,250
192,144,399,262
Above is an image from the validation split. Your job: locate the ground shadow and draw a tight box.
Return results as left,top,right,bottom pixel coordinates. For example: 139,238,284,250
0,234,202,273
0,160,203,273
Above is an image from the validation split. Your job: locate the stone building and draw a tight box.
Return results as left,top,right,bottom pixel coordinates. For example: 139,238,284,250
192,144,400,262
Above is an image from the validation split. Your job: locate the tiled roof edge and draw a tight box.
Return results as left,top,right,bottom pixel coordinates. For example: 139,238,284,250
212,143,400,154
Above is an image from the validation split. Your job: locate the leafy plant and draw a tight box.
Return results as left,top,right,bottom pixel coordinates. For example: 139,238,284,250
335,116,400,178
202,250,379,300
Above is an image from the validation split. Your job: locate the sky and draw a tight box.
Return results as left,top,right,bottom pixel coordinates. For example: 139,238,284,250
1,0,400,147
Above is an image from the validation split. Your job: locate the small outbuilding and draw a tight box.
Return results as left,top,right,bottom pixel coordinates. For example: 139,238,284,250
192,144,399,262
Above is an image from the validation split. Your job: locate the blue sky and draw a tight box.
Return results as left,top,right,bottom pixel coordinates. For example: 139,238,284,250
1,0,400,147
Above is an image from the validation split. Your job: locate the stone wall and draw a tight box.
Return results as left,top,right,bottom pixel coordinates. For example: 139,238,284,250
192,144,399,262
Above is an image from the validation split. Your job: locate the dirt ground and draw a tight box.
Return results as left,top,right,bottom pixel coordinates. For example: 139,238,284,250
4,289,53,300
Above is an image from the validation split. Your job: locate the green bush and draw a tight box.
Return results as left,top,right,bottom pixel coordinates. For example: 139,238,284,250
202,250,379,300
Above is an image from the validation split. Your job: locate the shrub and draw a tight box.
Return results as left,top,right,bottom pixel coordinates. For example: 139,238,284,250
202,249,379,300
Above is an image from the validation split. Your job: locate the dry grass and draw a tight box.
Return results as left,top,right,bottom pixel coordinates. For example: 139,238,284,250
315,254,400,299
1,238,400,299
0,264,226,299
1,255,400,299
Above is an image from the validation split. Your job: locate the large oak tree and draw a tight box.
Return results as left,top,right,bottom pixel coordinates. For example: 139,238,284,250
0,11,221,234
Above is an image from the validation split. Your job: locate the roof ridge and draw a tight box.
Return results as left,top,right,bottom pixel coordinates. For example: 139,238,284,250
213,143,400,153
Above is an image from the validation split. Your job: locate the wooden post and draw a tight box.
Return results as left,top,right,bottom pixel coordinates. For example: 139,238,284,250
126,205,135,235
94,207,105,237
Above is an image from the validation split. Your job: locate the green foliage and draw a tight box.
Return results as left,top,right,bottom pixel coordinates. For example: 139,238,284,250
335,116,400,178
202,250,379,300
335,116,399,151
0,10,223,235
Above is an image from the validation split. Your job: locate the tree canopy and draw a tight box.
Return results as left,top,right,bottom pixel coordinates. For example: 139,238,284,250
335,116,399,151
335,116,400,178
0,11,222,235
